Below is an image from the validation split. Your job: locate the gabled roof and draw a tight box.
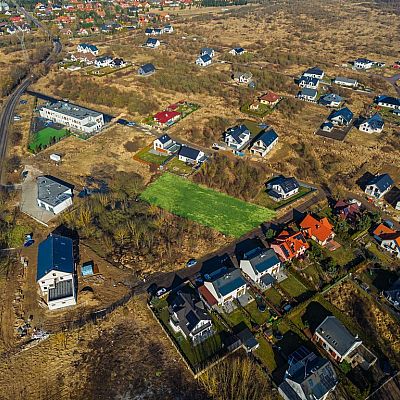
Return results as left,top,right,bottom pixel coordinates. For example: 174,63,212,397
139,63,155,73
315,316,361,357
269,176,299,194
156,134,172,144
254,128,278,147
154,110,180,123
328,107,353,123
373,222,396,237
272,230,309,259
304,66,324,76
300,214,334,243
146,37,159,45
198,54,212,63
200,47,213,56
334,76,357,84
300,88,318,97
320,93,343,103
225,124,250,144
259,92,280,103
375,95,400,107
37,234,74,281
242,247,280,274
367,173,394,192
355,57,373,64
179,145,201,160
208,269,246,297
299,75,319,86
363,113,384,130
232,47,245,53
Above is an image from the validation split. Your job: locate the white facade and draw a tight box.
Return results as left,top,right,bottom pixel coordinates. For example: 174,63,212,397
359,121,383,133
365,184,391,199
95,57,113,68
76,44,98,55
334,77,358,87
169,314,212,341
39,102,104,134
240,258,280,285
195,56,211,67
250,137,278,157
354,59,374,69
271,184,298,199
146,39,160,48
37,193,72,214
380,239,400,258
178,150,205,164
203,280,246,306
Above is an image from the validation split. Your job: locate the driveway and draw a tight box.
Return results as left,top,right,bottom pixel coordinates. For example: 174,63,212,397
20,166,57,225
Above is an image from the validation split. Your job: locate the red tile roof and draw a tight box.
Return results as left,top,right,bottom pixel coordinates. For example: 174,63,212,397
198,285,217,307
272,230,309,260
373,223,396,237
260,92,280,103
300,214,334,243
153,110,180,124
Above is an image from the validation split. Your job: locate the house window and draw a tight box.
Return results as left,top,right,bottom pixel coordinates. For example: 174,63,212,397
43,287,47,290
53,273,56,276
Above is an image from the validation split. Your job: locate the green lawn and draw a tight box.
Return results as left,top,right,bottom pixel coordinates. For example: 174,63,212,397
324,243,356,266
254,336,278,372
29,127,69,152
254,186,313,210
240,102,274,118
134,145,169,165
224,308,251,328
280,274,309,298
141,173,275,237
166,157,194,175
245,300,270,325
264,287,283,306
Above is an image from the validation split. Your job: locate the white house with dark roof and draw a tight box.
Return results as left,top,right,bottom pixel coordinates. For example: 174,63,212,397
138,63,155,76
200,47,214,58
267,176,300,201
279,346,337,400
303,66,324,80
298,75,319,89
297,88,318,102
239,247,281,289
199,268,247,308
364,173,394,199
327,107,353,126
319,93,343,108
354,58,374,70
229,47,246,56
95,55,113,68
37,176,73,214
178,145,205,165
37,234,77,310
249,128,278,157
333,77,358,88
313,316,362,363
359,113,384,133
76,43,98,55
224,124,251,150
145,38,160,48
375,95,400,110
153,134,179,154
168,291,214,345
196,54,212,67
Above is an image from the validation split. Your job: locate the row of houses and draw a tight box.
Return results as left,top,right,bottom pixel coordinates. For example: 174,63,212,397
144,24,173,35
71,43,127,68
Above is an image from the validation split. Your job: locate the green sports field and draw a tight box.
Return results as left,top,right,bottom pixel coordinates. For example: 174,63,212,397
29,127,69,151
141,173,275,237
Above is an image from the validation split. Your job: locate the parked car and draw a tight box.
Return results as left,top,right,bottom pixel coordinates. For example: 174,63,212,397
186,258,197,268
13,115,21,121
156,287,167,297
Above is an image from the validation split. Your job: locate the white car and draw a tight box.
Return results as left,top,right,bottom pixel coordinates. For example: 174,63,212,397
156,287,167,297
13,115,21,121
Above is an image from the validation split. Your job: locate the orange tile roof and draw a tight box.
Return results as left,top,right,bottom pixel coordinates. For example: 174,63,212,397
373,223,396,237
260,92,280,103
273,230,309,260
300,214,334,243
198,285,217,306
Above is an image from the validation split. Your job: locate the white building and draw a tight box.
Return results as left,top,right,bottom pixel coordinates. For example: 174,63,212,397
239,247,281,289
178,145,205,165
303,66,324,80
374,95,400,110
249,128,279,157
39,101,104,133
333,77,358,88
95,55,113,68
365,173,394,199
153,134,180,154
224,124,251,150
196,54,212,67
37,176,73,214
354,58,374,70
37,234,77,310
76,43,98,55
145,38,160,48
358,113,384,133
267,176,300,201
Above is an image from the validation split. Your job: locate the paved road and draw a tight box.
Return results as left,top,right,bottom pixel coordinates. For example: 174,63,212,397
0,9,61,183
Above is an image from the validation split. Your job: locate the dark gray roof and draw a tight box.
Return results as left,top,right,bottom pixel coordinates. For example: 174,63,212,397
269,176,299,194
316,316,361,356
41,101,102,121
300,88,318,97
375,95,400,107
169,292,211,337
364,113,384,130
37,234,74,280
225,124,250,144
328,107,353,124
179,145,201,160
368,173,394,192
37,176,72,207
299,76,319,86
198,54,212,63
254,128,278,147
146,37,159,45
319,93,343,104
335,76,357,84
304,66,324,76
139,63,155,74
242,247,280,274
237,328,259,350
157,134,171,144
209,268,246,297
48,279,74,301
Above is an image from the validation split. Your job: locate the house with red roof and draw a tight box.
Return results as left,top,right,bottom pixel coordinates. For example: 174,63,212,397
333,200,361,223
153,110,181,127
300,214,335,246
373,223,400,258
270,230,309,262
259,92,281,107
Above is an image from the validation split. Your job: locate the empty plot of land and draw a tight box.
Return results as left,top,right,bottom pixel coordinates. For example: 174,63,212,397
141,173,275,237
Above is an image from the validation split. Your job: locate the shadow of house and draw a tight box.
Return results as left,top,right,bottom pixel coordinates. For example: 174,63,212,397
301,301,332,333
356,171,376,191
199,253,234,277
371,268,399,291
233,237,267,261
385,186,400,210
353,115,367,129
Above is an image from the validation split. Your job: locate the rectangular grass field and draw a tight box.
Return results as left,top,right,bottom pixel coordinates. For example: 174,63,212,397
29,127,68,151
141,173,275,237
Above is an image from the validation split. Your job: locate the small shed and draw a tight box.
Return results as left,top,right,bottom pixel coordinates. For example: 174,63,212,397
81,261,98,276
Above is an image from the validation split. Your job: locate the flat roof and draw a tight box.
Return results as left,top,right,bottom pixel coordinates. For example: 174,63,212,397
37,175,72,207
41,101,103,121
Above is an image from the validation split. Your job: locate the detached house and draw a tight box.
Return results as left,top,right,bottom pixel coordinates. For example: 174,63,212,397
300,214,335,246
199,268,247,308
266,176,300,201
145,37,160,48
224,124,251,150
354,58,374,70
297,88,318,102
271,230,309,262
313,316,377,370
200,47,214,58
153,110,181,127
333,77,358,88
333,199,361,223
365,173,394,199
303,66,324,80
298,75,320,89
319,93,343,108
374,95,400,110
359,113,384,133
327,107,353,126
37,234,77,310
196,54,212,67
249,128,278,157
168,291,214,345
164,24,173,33
178,145,205,165
232,71,253,84
95,55,113,68
373,223,400,258
259,92,280,107
239,247,281,289
138,63,155,76
153,134,179,154
279,347,337,400
37,176,73,215
229,47,246,56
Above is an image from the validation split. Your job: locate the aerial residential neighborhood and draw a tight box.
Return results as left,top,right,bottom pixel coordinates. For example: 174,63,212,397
0,0,399,399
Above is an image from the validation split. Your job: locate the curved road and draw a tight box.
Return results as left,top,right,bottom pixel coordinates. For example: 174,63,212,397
0,5,61,183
